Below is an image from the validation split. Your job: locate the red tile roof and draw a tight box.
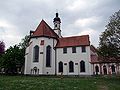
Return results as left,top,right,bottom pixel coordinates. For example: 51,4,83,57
56,35,90,48
90,45,120,63
98,56,120,63
91,55,99,63
90,45,99,63
90,45,97,53
90,55,120,64
31,20,58,38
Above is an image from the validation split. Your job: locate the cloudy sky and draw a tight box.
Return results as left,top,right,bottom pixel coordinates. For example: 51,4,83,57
0,0,119,49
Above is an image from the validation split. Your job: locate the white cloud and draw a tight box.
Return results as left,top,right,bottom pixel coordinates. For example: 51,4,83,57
67,0,86,11
75,17,100,27
66,0,98,11
1,35,21,49
0,20,13,28
0,20,22,49
78,28,96,35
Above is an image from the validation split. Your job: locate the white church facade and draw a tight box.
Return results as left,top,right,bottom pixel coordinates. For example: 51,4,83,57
24,13,120,76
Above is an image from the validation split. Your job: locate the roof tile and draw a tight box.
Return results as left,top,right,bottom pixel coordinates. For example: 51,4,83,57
56,35,90,48
32,20,58,38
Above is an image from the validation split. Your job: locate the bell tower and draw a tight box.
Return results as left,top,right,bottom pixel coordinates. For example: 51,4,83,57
53,13,61,38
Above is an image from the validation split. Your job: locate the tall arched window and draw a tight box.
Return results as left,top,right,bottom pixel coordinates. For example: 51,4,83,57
58,61,63,72
80,60,85,72
33,45,39,62
69,61,74,72
46,45,51,67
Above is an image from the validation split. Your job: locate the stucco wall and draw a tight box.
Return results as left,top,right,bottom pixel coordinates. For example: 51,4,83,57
56,46,92,75
24,37,57,75
24,37,93,75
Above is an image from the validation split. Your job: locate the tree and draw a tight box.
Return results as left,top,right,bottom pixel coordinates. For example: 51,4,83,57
0,45,24,74
0,35,29,74
19,35,30,50
0,41,5,55
99,10,120,61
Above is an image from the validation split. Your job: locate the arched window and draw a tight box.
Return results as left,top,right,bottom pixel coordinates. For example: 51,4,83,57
33,45,39,62
58,61,63,72
46,45,51,67
111,65,115,72
80,60,85,72
55,24,57,28
103,65,107,75
69,61,74,72
95,65,99,72
95,65,99,75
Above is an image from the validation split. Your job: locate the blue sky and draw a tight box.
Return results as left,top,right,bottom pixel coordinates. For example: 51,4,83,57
0,0,120,49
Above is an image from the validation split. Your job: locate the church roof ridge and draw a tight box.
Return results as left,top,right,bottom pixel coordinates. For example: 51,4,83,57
61,35,89,39
31,20,59,38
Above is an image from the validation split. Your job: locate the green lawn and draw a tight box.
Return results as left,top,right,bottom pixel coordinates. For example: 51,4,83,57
0,75,120,90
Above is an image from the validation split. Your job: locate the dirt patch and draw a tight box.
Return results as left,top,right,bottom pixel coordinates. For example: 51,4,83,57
98,85,108,90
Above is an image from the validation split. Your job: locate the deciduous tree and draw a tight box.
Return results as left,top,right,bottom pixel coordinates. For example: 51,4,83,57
0,45,24,74
99,10,120,60
0,41,5,55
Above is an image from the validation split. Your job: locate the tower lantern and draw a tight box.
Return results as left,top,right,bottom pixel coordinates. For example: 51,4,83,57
53,13,61,38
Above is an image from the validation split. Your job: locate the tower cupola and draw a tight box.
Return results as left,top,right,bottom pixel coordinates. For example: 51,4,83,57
53,13,61,23
53,13,62,38
53,13,61,30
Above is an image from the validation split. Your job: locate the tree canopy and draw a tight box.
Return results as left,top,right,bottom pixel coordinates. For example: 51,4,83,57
0,35,29,74
0,41,5,55
99,10,120,60
19,35,30,50
0,45,24,74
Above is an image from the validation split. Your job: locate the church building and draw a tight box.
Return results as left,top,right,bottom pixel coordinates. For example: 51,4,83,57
24,13,93,75
25,13,120,76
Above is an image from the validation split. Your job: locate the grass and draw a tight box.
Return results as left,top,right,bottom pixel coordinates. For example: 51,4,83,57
0,75,120,90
